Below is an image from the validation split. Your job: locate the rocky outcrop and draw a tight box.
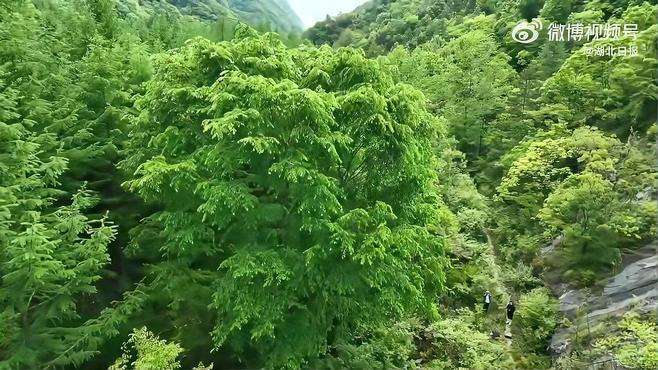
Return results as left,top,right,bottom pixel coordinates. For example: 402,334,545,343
547,242,658,357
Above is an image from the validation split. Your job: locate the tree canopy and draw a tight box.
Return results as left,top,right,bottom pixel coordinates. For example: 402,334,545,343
1,0,656,368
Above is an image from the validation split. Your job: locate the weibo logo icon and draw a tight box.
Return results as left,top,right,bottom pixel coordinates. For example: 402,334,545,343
512,19,543,44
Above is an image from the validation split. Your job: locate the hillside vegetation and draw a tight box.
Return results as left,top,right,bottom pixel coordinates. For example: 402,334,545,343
0,0,656,369
117,0,303,39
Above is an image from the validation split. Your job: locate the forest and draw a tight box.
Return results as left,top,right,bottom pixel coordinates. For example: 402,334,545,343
0,0,656,369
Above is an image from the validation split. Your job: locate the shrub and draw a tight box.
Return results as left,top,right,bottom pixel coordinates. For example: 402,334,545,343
424,315,515,369
513,288,559,354
595,312,658,370
110,328,184,370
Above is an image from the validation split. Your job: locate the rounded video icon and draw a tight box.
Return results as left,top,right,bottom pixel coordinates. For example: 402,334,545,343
512,19,543,44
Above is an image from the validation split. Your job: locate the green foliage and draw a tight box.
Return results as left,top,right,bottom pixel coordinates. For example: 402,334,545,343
314,320,419,369
0,2,131,367
444,239,511,309
315,314,517,370
1,0,187,367
118,0,303,36
2,0,657,368
513,288,559,355
541,5,658,137
120,30,451,368
110,327,185,370
0,181,116,368
538,173,620,282
540,0,574,22
0,65,116,368
519,0,544,20
424,314,515,369
594,312,658,370
304,0,482,55
495,124,656,281
384,29,518,164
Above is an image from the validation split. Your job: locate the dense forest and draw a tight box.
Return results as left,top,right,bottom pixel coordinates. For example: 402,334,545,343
0,0,656,369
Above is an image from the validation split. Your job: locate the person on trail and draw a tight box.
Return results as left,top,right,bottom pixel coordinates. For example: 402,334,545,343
506,300,516,321
483,290,492,313
505,300,516,339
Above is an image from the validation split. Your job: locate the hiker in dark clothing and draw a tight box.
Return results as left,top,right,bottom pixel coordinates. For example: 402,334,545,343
506,301,516,320
505,300,516,339
483,290,492,312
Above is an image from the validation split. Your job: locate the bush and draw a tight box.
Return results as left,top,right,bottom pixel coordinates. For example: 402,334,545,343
314,320,419,369
595,312,658,370
110,328,184,370
513,288,559,354
424,314,515,369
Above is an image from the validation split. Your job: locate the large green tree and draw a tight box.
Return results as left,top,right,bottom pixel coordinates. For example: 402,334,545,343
120,28,452,368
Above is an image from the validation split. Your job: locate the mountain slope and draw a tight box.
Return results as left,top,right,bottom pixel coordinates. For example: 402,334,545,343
304,0,481,54
229,0,303,33
118,0,303,34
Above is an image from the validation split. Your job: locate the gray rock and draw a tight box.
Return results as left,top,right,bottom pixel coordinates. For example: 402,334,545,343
603,254,658,297
548,242,658,357
558,289,591,319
